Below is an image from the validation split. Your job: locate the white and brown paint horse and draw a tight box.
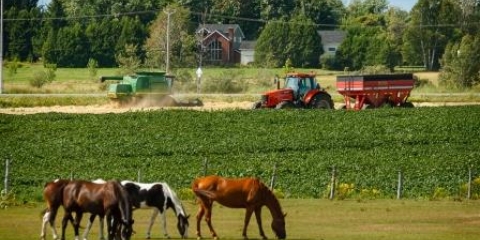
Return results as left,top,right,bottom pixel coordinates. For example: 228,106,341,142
121,180,190,239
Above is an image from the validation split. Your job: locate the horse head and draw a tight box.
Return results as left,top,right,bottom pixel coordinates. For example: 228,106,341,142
176,214,190,239
121,182,142,208
120,218,135,240
271,216,286,239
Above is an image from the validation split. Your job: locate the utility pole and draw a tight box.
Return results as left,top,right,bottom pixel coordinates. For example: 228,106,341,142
163,7,176,74
1,0,4,94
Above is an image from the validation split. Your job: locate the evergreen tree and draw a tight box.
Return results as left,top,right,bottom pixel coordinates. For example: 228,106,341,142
56,23,89,67
86,19,122,67
254,21,290,67
286,15,323,67
336,14,389,71
4,5,41,61
116,17,148,62
42,0,67,65
293,0,345,30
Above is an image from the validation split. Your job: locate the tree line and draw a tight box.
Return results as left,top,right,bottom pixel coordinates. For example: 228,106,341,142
3,0,480,88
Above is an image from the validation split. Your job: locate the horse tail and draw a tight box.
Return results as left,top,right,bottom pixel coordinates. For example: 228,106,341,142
192,188,217,199
40,207,48,218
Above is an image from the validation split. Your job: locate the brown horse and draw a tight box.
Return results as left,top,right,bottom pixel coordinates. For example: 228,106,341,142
61,180,134,240
41,179,72,240
192,175,286,240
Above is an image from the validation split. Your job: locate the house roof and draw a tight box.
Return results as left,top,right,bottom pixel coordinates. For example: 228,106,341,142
197,24,245,39
317,30,346,44
239,41,256,50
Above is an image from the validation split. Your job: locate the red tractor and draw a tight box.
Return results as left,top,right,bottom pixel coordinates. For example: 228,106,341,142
252,72,334,109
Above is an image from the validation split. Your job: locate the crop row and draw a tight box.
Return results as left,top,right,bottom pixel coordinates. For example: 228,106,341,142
1,106,480,201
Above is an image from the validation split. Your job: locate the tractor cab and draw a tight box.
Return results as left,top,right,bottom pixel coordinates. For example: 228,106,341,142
284,73,319,99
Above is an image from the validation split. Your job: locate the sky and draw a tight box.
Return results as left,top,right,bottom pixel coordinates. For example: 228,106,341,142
342,0,416,11
384,0,417,11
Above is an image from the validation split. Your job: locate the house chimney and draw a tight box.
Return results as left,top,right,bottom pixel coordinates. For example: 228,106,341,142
228,27,234,40
228,27,234,63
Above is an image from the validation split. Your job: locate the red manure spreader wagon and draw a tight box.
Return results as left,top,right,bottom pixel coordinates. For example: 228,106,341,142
336,73,415,110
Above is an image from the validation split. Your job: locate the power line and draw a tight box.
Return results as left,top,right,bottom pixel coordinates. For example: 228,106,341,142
2,7,472,29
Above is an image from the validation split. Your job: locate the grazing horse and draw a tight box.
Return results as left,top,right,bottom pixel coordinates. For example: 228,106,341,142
192,175,286,240
61,180,134,240
41,179,72,240
121,180,190,239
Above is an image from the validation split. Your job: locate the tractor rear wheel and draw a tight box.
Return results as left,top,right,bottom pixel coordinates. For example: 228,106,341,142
275,101,295,109
310,93,334,109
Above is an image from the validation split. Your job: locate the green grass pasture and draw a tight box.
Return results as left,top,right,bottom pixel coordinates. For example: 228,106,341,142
1,199,479,240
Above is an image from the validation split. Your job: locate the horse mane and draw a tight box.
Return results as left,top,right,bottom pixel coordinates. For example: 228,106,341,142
109,180,132,223
161,182,187,217
255,179,284,220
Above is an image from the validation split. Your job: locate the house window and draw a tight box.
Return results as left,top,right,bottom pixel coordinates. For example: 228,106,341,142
207,40,222,62
328,47,336,52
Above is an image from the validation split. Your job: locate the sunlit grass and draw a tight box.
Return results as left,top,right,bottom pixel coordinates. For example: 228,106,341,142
1,199,480,240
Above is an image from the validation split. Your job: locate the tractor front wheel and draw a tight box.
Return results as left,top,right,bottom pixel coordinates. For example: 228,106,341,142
252,101,262,109
310,93,334,109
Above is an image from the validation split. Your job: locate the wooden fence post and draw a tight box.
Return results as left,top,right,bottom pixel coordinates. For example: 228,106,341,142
3,159,9,194
467,167,472,200
203,158,208,176
270,162,278,191
329,166,336,200
397,170,403,199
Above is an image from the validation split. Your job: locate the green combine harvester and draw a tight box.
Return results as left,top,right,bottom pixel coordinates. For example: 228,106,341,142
100,71,202,107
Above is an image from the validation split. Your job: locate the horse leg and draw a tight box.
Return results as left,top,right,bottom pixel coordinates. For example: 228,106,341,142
254,207,267,240
160,209,170,239
195,204,206,240
61,212,72,240
82,214,96,240
73,212,84,240
146,208,159,239
242,208,255,240
106,213,113,240
41,209,49,240
98,216,105,240
203,202,218,240
42,208,60,240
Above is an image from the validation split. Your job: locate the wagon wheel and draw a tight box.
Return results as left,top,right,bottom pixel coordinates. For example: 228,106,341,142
310,93,334,109
362,104,374,110
275,101,295,109
380,100,394,108
252,101,262,109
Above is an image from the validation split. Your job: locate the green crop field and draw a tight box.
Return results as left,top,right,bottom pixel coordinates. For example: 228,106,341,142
1,106,480,202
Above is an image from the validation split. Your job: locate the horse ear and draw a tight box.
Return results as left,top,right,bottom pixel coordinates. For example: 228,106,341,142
187,214,190,219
